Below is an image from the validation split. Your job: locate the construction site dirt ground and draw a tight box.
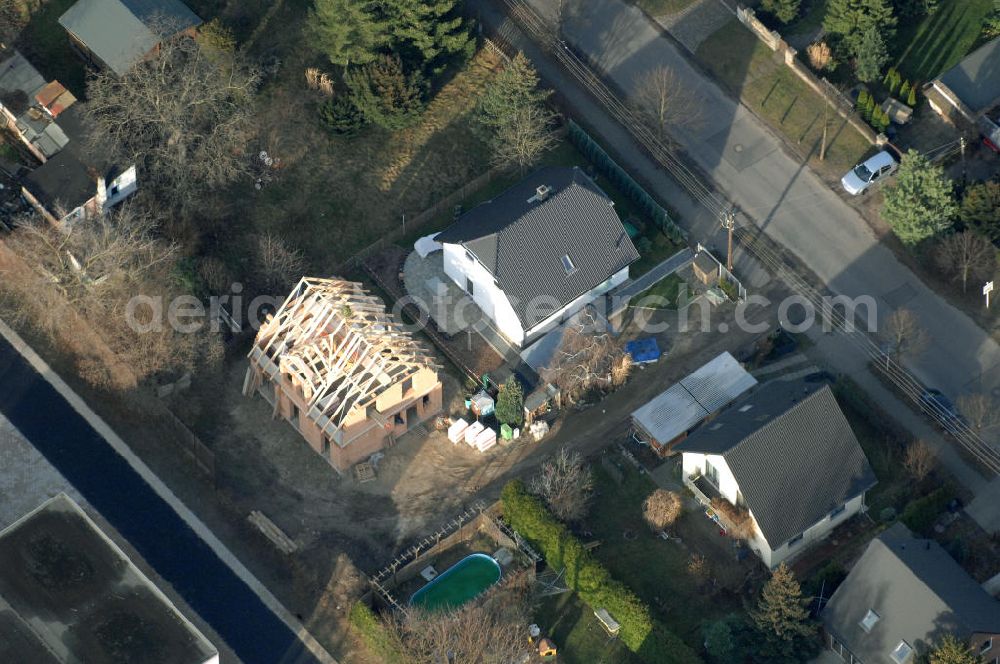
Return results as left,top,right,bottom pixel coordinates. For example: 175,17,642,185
102,275,786,662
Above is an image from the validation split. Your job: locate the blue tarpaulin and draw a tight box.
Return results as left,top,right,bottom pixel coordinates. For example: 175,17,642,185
625,338,661,364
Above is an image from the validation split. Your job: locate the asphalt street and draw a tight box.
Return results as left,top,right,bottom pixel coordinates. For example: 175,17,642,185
476,0,1000,400
0,333,320,664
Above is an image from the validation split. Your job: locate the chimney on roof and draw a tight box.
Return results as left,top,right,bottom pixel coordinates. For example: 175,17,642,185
528,184,551,203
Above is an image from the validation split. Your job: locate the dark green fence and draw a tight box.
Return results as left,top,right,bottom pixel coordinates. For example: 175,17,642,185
568,119,686,244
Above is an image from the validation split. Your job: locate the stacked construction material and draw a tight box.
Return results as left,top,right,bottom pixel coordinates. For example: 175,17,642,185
447,418,470,444
464,421,485,446
473,426,496,453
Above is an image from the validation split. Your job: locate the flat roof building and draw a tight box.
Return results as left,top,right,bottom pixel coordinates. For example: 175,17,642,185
0,494,218,664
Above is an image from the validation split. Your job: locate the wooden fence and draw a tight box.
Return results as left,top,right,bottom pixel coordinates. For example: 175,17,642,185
735,5,879,145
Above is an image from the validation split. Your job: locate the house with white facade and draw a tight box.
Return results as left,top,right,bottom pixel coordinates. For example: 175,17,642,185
0,49,137,225
823,523,1000,664
676,378,876,568
435,166,639,347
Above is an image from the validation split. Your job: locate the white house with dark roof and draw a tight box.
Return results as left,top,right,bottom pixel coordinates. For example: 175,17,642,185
676,378,876,568
435,166,639,347
927,36,1000,124
823,523,1000,664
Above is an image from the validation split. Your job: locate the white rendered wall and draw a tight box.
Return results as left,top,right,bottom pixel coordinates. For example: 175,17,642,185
442,243,525,344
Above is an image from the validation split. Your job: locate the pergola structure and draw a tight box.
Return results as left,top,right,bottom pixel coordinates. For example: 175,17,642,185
244,277,443,473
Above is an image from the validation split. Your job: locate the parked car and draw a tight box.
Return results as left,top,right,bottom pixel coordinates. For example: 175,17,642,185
841,151,898,195
919,389,967,435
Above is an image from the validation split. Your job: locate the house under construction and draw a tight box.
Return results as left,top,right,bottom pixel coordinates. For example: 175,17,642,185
243,277,443,473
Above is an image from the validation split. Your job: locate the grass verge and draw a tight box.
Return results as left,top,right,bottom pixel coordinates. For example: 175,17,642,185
634,273,686,309
695,18,871,175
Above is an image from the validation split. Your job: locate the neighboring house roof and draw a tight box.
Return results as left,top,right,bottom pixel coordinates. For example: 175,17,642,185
935,36,1000,116
823,523,1000,662
631,351,757,443
0,51,72,158
58,0,202,76
436,167,639,330
675,379,876,546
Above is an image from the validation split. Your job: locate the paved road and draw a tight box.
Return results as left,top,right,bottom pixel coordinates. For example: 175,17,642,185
519,0,1000,401
0,324,325,664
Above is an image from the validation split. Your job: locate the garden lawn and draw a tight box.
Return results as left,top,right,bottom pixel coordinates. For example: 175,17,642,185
635,273,685,309
895,0,995,83
582,463,744,649
696,19,872,175
535,593,642,664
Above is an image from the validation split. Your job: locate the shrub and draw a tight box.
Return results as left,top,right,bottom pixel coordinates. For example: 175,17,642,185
501,480,702,664
345,54,427,130
901,486,954,535
907,83,918,107
495,375,524,426
319,96,365,135
642,489,682,531
899,79,911,101
348,602,405,664
806,41,834,71
710,497,755,539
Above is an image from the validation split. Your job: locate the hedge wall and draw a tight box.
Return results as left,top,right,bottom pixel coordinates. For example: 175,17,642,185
901,486,955,535
348,601,405,664
501,480,702,664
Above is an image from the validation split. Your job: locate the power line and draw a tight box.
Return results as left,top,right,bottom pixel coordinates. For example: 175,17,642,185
493,0,1000,476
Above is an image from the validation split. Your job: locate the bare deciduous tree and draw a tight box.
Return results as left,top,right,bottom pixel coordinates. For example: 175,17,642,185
253,233,306,294
542,312,630,403
388,571,534,663
630,66,702,140
3,207,214,387
529,447,593,522
490,102,558,173
687,553,711,585
642,488,683,531
957,393,1000,434
85,33,259,213
934,231,996,293
903,439,936,482
883,308,927,361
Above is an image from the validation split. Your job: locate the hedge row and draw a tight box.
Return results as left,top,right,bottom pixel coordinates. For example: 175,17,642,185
901,486,955,535
567,119,686,245
501,480,702,664
348,601,405,664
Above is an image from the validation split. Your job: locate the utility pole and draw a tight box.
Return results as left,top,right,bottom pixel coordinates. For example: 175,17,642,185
819,103,829,162
960,135,967,183
723,208,736,272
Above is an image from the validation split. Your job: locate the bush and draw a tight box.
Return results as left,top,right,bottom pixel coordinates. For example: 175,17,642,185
901,486,955,535
319,96,366,135
345,54,427,130
348,602,405,664
906,83,918,107
501,480,702,664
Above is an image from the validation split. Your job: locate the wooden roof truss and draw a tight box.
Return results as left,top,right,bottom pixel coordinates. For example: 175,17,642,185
248,277,438,434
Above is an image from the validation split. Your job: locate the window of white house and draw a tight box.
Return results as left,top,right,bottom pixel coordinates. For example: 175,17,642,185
982,638,993,654
830,504,846,519
858,609,880,633
889,640,912,664
561,254,576,275
787,533,804,548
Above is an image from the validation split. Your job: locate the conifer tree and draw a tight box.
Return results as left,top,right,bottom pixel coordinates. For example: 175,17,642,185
751,564,818,663
308,0,388,67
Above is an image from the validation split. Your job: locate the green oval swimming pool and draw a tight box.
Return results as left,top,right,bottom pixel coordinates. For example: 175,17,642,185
409,553,502,611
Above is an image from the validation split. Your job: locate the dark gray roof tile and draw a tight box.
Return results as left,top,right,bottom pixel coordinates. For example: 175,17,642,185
436,167,639,329
675,380,876,546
